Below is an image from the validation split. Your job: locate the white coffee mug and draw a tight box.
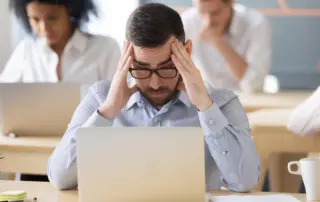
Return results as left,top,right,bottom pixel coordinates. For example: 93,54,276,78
288,157,320,201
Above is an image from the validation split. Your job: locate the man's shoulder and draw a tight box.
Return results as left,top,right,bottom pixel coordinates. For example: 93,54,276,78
87,80,112,102
206,87,238,107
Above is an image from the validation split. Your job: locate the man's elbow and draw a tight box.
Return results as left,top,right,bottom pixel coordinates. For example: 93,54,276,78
231,173,260,193
47,158,78,190
49,176,76,190
229,159,261,192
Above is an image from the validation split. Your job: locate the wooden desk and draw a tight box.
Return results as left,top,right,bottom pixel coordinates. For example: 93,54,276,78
238,91,312,112
248,109,320,192
0,181,308,202
0,136,60,174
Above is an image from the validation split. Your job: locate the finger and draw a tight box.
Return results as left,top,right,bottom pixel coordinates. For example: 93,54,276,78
171,54,192,81
174,41,195,73
176,41,195,71
118,43,133,71
171,42,191,74
120,40,130,59
121,55,132,73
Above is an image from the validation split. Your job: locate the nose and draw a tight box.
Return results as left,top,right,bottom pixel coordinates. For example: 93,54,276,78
149,73,162,89
39,21,50,36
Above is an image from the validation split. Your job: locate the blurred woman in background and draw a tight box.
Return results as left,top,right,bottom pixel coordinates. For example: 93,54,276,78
0,0,120,182
0,0,120,83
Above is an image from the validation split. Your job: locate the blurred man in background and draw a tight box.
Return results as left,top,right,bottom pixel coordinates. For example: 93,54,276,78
181,0,271,93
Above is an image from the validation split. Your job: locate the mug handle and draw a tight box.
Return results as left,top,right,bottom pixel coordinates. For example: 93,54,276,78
288,161,301,175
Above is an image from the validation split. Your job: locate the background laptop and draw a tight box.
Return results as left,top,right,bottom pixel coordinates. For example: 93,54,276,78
0,83,80,137
76,127,206,202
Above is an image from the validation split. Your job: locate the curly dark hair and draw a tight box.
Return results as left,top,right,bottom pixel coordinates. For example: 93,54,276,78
9,0,98,34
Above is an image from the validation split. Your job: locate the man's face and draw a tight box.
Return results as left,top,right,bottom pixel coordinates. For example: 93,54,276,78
194,0,232,19
131,37,189,107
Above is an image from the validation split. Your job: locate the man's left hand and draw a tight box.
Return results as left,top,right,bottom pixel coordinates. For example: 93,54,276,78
171,40,213,111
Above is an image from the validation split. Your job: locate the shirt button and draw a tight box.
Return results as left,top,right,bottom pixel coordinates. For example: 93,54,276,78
222,151,228,155
208,119,215,125
139,100,144,104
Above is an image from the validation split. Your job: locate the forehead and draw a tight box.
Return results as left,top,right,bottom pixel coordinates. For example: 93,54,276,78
133,37,175,67
26,2,65,15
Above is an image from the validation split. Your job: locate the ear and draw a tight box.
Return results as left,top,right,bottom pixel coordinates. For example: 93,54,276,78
184,40,193,56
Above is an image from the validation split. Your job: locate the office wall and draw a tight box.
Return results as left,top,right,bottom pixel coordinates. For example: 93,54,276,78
141,0,320,90
87,0,139,48
0,0,12,73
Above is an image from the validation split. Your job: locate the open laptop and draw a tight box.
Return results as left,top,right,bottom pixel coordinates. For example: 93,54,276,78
0,83,80,137
76,127,206,202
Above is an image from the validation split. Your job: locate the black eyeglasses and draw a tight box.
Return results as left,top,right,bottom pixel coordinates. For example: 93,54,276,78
129,67,178,79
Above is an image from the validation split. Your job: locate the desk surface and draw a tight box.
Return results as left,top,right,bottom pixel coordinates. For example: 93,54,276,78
247,108,292,128
0,135,59,152
0,181,308,202
238,91,312,111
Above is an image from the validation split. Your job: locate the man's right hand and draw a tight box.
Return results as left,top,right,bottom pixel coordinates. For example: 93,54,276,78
98,41,138,119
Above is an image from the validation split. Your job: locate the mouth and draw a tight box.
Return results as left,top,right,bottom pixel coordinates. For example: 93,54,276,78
150,91,168,98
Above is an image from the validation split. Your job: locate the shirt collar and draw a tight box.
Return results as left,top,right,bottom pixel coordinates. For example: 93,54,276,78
125,91,146,111
175,91,192,108
37,29,88,54
125,90,192,111
64,29,88,53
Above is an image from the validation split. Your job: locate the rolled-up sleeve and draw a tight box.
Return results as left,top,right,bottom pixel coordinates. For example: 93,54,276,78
198,94,260,192
287,87,320,136
47,82,112,190
240,20,271,93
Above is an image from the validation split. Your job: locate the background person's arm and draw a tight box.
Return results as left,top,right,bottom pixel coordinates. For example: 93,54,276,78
214,20,271,93
287,87,320,136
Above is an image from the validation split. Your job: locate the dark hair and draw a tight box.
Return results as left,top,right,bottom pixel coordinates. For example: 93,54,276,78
126,3,185,48
9,0,98,34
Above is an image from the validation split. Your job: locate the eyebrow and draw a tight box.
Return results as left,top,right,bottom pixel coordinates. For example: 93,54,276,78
133,58,172,67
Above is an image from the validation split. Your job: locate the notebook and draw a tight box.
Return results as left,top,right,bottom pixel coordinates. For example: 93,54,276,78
0,191,27,201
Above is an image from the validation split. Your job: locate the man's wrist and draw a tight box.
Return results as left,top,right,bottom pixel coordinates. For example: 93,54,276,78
197,97,213,112
98,105,116,120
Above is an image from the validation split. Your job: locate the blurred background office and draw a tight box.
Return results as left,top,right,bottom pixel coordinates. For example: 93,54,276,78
1,0,319,90
0,0,319,192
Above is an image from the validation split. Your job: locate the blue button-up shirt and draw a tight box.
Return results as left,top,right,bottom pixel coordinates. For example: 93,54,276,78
48,80,260,192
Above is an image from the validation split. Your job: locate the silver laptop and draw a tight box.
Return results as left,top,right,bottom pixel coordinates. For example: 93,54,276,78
0,83,80,137
76,127,206,202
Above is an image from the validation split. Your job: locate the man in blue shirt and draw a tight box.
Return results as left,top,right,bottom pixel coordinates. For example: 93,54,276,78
48,3,260,192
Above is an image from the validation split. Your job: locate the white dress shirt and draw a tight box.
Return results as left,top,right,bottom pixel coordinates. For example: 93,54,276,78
0,30,120,84
181,4,271,92
287,86,320,136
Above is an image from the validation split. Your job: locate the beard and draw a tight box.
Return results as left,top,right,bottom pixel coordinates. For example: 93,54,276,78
139,86,179,107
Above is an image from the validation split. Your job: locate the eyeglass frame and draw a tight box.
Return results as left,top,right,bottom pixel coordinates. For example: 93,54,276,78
128,67,179,79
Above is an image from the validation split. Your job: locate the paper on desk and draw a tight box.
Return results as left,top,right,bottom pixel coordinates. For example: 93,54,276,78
207,194,301,202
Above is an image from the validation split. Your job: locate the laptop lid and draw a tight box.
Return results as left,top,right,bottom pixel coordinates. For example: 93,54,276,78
76,127,206,202
0,83,80,137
